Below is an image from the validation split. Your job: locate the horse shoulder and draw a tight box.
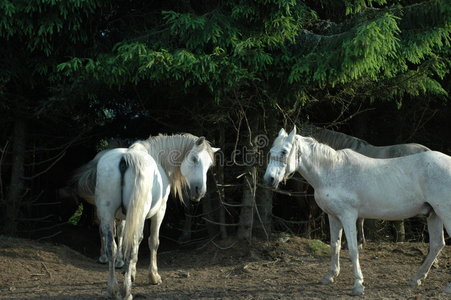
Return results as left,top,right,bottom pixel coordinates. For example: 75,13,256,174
153,163,170,196
314,187,358,216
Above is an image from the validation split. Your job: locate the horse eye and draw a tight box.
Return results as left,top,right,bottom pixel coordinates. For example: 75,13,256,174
192,156,198,163
281,150,288,156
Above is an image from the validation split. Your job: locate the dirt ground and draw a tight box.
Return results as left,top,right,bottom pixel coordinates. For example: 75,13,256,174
1,234,450,300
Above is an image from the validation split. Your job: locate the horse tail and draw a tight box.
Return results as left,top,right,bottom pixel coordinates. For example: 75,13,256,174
71,150,108,204
119,157,128,214
120,150,153,260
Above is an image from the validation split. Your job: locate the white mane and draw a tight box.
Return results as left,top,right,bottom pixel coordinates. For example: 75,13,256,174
296,135,343,169
133,134,215,201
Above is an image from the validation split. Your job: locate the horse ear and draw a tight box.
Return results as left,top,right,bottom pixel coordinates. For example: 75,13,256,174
287,126,297,143
212,147,220,153
195,136,205,146
278,128,287,137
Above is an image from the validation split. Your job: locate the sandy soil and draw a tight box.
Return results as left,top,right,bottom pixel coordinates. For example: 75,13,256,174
1,235,450,300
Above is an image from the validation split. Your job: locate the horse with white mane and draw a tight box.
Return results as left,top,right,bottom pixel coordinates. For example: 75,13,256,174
264,127,451,296
299,124,430,245
79,134,219,300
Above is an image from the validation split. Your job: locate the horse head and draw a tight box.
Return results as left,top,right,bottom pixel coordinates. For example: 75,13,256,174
264,126,297,188
180,136,220,201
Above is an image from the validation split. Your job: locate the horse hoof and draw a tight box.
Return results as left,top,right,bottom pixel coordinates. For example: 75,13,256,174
149,273,162,285
123,294,133,300
320,275,334,285
99,255,108,264
106,284,120,299
432,258,439,269
408,279,421,287
351,285,364,296
115,260,124,269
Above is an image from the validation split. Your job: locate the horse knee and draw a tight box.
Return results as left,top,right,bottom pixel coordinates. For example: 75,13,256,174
430,239,445,254
148,237,159,250
104,230,117,259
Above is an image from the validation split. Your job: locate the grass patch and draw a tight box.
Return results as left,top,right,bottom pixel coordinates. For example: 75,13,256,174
308,239,330,257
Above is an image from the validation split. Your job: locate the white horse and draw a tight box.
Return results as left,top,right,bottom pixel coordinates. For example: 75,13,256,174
70,150,126,268
299,124,430,245
95,134,219,300
264,126,451,296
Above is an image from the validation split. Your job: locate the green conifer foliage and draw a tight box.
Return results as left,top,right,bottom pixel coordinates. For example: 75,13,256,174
56,0,449,105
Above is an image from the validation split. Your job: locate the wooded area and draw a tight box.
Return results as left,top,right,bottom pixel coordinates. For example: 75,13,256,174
0,0,450,248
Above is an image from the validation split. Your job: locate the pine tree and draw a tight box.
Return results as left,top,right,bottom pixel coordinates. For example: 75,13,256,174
58,0,449,105
0,0,105,235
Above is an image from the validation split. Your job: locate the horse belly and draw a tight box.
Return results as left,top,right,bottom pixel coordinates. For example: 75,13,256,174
358,196,429,220
314,187,428,221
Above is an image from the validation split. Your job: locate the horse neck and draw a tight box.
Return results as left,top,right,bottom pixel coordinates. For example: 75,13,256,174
143,136,195,199
145,136,193,170
295,136,341,188
314,128,369,151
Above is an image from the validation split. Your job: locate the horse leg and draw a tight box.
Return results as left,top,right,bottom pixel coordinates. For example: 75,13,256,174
432,209,451,294
321,214,343,284
148,203,166,285
444,216,451,294
130,233,142,283
428,200,451,294
409,212,444,286
115,220,125,268
340,214,364,296
357,218,365,248
123,236,141,300
343,218,365,250
98,226,108,264
99,220,120,299
178,203,193,243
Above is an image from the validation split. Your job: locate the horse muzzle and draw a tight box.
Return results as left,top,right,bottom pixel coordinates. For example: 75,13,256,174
263,173,279,189
189,184,206,201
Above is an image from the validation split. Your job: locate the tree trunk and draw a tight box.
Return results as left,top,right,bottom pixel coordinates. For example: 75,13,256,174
237,170,256,241
237,108,259,241
253,117,275,240
4,118,27,235
202,126,227,240
393,221,406,242
237,106,273,241
253,186,272,239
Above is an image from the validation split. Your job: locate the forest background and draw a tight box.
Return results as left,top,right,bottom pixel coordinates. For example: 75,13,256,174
0,0,450,251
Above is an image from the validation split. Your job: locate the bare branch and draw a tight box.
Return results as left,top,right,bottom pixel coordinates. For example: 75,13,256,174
0,141,9,203
22,151,66,180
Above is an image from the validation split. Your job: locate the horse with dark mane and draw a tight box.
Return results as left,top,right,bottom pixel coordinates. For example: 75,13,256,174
299,124,430,245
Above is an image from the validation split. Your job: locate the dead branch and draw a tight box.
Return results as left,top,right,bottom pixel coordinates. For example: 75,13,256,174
22,151,66,180
272,213,325,225
202,217,239,226
0,141,10,203
41,262,52,279
37,231,62,241
18,214,55,222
